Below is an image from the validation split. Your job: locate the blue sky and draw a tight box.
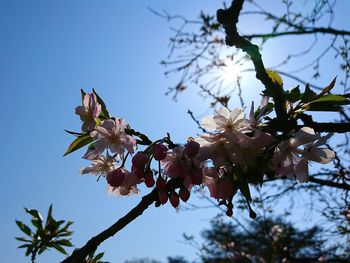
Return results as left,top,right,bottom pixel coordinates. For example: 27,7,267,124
1,0,349,262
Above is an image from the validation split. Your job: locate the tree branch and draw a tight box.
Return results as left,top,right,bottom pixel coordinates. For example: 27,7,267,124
309,177,350,191
61,189,158,263
300,121,350,133
217,0,290,127
243,27,350,39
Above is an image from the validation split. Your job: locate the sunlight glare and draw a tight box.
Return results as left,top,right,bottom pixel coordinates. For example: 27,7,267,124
222,57,241,83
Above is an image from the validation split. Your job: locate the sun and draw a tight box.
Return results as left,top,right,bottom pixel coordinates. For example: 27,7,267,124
221,57,242,83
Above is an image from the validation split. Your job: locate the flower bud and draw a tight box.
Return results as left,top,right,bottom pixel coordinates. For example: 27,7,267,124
184,140,200,158
107,168,125,187
156,176,167,189
179,187,190,202
189,166,203,185
132,151,148,169
158,190,168,204
170,191,180,208
131,166,144,179
144,169,155,188
153,143,168,161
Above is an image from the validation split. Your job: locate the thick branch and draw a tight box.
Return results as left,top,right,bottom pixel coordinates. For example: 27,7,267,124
303,122,350,133
61,189,158,263
309,177,350,191
217,0,289,126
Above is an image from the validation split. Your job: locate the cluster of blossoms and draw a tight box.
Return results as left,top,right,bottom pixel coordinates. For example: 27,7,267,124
70,91,335,216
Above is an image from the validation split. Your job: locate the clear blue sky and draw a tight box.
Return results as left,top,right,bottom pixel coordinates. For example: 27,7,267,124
1,0,349,262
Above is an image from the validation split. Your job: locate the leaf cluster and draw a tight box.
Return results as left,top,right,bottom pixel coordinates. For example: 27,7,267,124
15,205,74,258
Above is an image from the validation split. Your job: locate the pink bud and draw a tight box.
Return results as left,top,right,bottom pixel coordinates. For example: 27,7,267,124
153,143,168,161
226,208,233,217
189,166,203,185
179,187,190,202
132,151,148,169
184,140,200,158
107,168,125,187
144,169,155,188
170,192,180,208
158,190,168,204
156,176,167,189
131,166,144,179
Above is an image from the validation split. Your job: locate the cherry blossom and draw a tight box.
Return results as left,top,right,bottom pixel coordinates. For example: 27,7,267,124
161,147,189,179
80,154,115,176
89,118,136,158
273,127,335,182
75,93,102,132
201,107,252,133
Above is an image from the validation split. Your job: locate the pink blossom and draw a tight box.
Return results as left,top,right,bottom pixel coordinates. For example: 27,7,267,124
203,167,234,200
162,147,189,179
201,107,251,133
89,118,136,158
196,134,233,167
80,154,115,176
273,127,335,182
75,93,102,132
107,168,126,187
107,168,141,196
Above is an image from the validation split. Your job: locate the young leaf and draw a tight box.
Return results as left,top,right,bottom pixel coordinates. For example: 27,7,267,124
266,69,283,87
56,239,73,247
15,237,31,243
64,133,93,156
52,243,68,255
317,77,336,97
81,89,86,105
93,252,105,261
17,244,31,249
46,204,53,227
25,247,33,257
64,130,83,137
308,94,350,104
92,88,110,119
301,84,317,103
24,208,43,222
15,220,32,236
284,86,301,103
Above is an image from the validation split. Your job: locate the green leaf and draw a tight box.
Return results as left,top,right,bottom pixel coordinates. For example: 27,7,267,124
318,77,336,97
301,84,317,103
284,86,301,103
52,243,68,255
38,245,47,254
81,89,86,105
25,247,33,257
63,133,93,156
64,130,83,137
56,239,73,247
93,88,110,119
15,220,32,236
308,94,350,104
94,252,105,261
266,69,283,87
255,102,274,118
303,103,342,112
46,204,53,227
18,244,31,249
15,237,31,243
31,218,43,231
25,208,43,222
